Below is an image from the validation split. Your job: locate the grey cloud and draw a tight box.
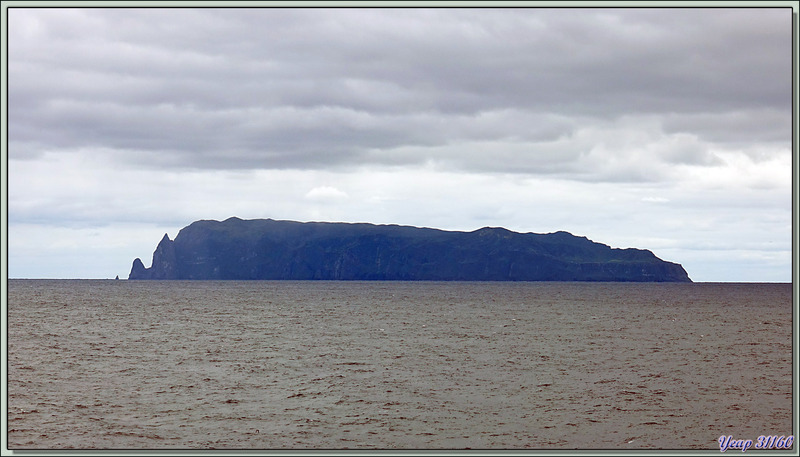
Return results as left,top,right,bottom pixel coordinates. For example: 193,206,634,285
662,109,791,147
9,7,792,177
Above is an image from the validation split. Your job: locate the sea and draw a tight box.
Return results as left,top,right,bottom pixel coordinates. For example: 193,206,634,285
6,279,795,451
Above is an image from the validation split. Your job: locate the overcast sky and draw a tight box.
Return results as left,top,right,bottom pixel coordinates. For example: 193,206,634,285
7,7,793,281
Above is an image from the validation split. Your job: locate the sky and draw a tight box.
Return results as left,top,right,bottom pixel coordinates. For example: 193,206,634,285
6,6,794,282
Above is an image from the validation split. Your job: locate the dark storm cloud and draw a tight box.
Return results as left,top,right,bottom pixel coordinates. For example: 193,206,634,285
9,7,792,174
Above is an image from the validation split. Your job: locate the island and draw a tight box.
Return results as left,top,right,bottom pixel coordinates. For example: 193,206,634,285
128,217,692,282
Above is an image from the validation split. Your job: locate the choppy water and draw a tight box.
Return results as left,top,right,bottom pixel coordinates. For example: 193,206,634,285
7,280,794,450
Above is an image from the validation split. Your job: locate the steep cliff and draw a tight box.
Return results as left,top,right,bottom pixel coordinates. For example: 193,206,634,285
129,217,692,282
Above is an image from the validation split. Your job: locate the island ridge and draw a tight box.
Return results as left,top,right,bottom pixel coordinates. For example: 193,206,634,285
129,217,692,282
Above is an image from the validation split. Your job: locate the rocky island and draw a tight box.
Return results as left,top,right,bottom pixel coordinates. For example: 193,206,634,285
129,217,691,282
128,217,691,282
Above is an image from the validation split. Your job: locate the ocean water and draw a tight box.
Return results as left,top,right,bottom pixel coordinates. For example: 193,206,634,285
6,280,794,450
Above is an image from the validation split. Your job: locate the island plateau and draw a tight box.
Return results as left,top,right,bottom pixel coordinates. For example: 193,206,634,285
128,218,691,282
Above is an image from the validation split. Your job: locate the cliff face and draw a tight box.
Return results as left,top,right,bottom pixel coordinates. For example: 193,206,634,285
129,217,692,282
130,234,176,280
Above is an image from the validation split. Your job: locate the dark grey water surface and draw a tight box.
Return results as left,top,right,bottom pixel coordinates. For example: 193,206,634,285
7,280,793,450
